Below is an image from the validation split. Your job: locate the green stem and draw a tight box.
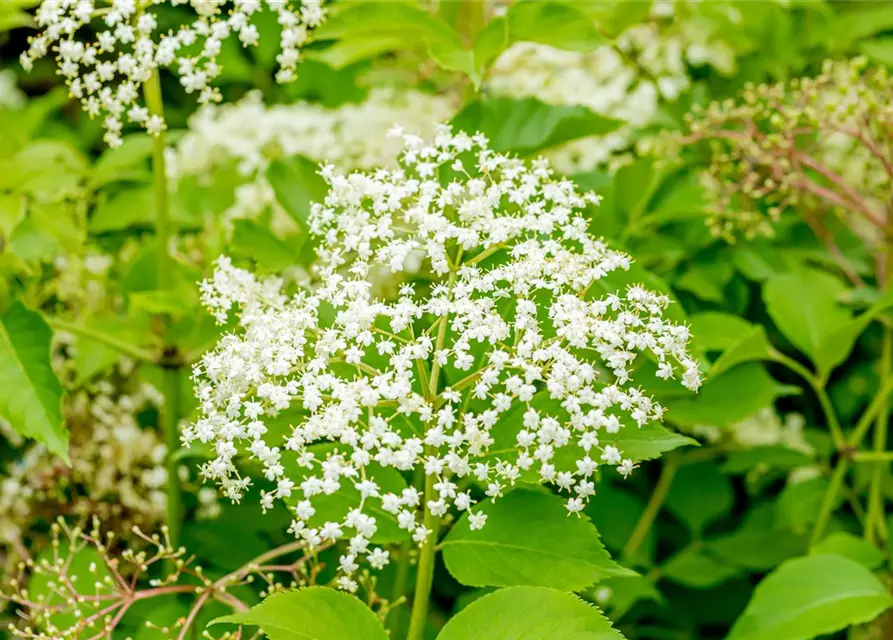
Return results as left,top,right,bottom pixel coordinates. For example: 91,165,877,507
143,68,182,550
853,451,893,462
405,472,440,640
848,376,893,448
811,460,849,546
772,350,845,449
623,453,679,561
866,326,892,544
161,366,183,548
47,318,155,363
143,69,172,293
388,466,425,637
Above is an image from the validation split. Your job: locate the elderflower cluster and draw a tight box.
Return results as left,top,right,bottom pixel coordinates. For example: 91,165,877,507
487,36,685,173
487,4,734,173
187,126,701,589
0,69,26,110
688,407,812,453
21,0,326,147
169,88,456,221
0,367,176,548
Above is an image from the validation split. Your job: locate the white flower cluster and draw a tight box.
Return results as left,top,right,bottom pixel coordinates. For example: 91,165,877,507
486,6,733,173
690,407,812,453
0,69,26,110
170,88,456,221
188,126,701,588
487,32,684,174
21,0,326,147
0,372,169,546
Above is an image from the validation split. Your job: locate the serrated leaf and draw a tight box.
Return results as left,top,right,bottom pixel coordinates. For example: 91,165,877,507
212,587,388,640
442,489,633,590
436,586,626,640
602,424,698,461
726,554,893,640
451,97,622,156
0,302,67,461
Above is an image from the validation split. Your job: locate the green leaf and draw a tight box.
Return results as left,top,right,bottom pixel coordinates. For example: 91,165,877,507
614,159,659,227
212,587,388,640
775,477,838,534
810,532,885,570
90,134,153,187
90,187,154,233
71,316,148,386
231,219,304,273
832,3,893,46
706,528,806,571
436,586,625,640
665,363,783,427
442,489,633,590
266,155,328,228
505,2,604,52
602,424,698,462
726,554,893,640
813,288,893,379
129,289,195,319
689,312,755,352
763,269,851,370
310,35,407,69
313,2,471,79
661,547,741,589
666,462,734,534
451,98,622,156
593,0,654,36
861,37,893,65
585,486,652,567
593,575,662,619
722,446,814,474
0,302,67,461
710,326,775,378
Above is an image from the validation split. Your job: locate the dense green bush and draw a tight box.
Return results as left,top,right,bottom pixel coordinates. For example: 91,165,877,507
2,1,893,639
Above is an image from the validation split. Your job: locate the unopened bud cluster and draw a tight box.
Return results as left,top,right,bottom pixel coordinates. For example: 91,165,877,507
678,58,892,243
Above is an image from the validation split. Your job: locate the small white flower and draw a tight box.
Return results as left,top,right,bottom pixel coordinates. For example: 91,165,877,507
188,127,700,585
21,0,327,146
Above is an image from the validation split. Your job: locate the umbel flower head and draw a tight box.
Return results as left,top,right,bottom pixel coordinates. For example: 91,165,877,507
188,125,702,589
21,0,326,147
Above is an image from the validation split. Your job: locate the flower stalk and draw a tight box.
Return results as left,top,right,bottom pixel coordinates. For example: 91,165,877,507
143,67,183,550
